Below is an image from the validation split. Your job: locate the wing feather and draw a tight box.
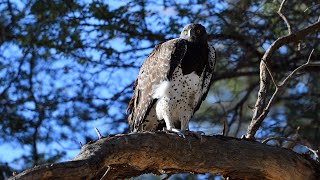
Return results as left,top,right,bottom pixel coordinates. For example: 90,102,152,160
193,44,217,113
127,38,187,131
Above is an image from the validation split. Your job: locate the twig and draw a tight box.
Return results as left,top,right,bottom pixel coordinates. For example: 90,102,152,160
302,146,319,160
262,136,319,160
286,126,300,149
279,49,314,87
95,127,103,139
278,0,292,34
307,49,315,63
100,166,111,180
162,173,173,180
262,136,295,144
303,3,320,22
222,117,228,136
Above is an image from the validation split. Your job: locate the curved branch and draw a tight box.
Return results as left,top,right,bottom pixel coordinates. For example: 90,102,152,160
10,132,320,180
278,0,292,34
246,20,320,139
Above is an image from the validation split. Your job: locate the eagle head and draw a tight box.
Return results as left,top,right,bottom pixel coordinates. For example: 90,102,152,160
180,23,208,44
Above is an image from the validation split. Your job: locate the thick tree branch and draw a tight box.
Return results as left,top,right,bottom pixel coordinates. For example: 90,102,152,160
10,132,320,180
245,20,320,139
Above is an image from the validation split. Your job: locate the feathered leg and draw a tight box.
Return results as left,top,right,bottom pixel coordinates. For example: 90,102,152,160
156,97,186,137
163,116,186,138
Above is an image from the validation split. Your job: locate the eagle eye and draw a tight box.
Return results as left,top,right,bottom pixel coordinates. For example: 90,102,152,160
196,29,201,34
183,30,188,35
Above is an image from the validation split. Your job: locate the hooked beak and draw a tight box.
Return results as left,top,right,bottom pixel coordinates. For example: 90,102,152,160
188,29,196,37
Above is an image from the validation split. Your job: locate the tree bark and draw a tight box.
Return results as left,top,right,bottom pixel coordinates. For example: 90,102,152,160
10,132,320,180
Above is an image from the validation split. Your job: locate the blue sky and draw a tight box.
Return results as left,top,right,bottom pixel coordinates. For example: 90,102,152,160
0,0,247,168
0,0,206,169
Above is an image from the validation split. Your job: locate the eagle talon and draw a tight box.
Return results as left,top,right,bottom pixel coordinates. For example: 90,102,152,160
164,128,186,138
176,131,186,138
186,130,205,139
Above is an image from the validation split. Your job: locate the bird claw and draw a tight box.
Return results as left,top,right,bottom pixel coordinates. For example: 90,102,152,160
164,128,186,138
186,130,205,139
175,131,186,138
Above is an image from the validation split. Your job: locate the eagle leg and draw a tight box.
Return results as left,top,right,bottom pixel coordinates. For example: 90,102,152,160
161,113,186,138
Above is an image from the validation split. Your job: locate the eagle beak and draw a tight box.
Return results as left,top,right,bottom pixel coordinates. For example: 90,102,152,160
188,29,196,37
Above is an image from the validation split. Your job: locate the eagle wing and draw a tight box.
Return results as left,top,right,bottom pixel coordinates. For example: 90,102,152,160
193,44,217,113
127,38,187,131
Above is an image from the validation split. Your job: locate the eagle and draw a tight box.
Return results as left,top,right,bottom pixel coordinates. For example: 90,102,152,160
127,23,216,136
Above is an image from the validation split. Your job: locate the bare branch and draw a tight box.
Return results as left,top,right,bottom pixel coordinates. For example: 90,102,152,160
307,49,315,63
262,21,320,63
279,49,316,87
247,49,320,139
261,60,278,88
100,166,111,180
262,136,297,144
245,20,320,139
162,174,173,180
245,61,268,139
262,136,319,161
286,126,300,149
95,127,103,139
278,0,292,34
303,146,319,160
9,133,320,180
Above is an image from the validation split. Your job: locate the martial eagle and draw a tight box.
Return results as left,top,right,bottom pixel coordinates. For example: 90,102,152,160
127,23,216,136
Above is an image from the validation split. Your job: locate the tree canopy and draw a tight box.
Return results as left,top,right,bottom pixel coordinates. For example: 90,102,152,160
0,0,319,179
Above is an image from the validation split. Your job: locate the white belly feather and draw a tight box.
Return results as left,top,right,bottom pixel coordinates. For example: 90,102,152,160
152,66,203,130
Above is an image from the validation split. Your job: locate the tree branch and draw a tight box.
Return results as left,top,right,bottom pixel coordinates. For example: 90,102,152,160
278,0,292,34
245,20,320,139
10,132,320,180
262,136,319,160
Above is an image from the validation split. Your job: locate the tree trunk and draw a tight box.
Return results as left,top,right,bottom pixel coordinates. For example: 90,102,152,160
10,132,320,180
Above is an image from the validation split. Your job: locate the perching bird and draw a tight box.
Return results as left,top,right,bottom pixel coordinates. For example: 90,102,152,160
127,23,216,136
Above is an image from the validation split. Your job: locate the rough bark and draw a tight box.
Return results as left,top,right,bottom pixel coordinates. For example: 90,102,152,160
10,132,320,180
